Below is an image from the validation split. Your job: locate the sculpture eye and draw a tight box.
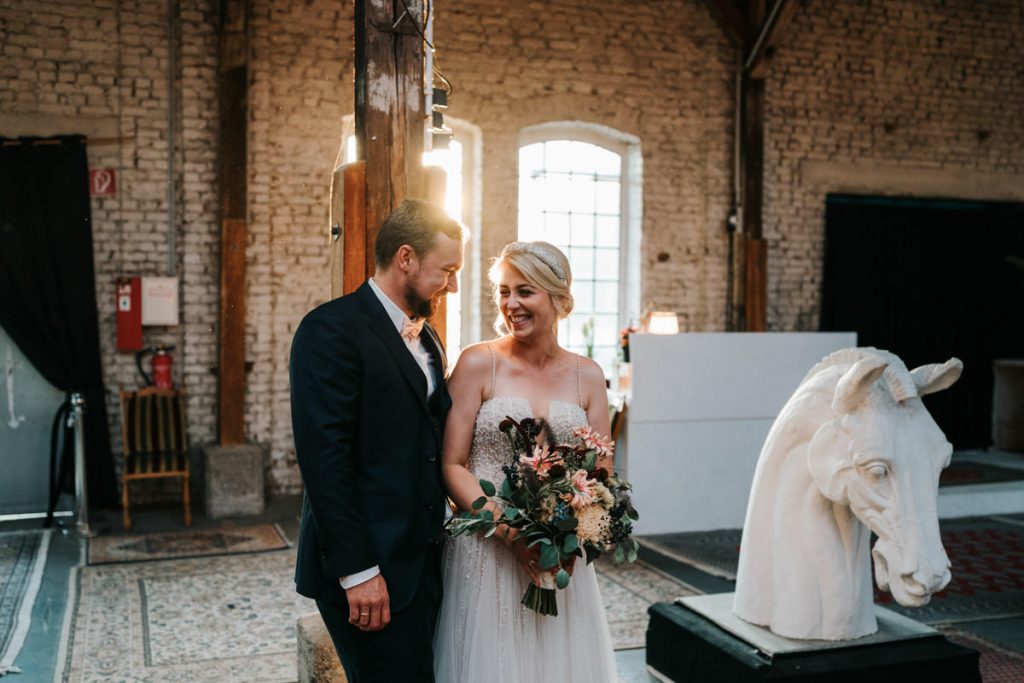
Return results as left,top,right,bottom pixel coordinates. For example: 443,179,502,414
866,463,888,480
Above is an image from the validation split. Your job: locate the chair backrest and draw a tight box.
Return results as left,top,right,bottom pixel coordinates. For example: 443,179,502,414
119,387,188,474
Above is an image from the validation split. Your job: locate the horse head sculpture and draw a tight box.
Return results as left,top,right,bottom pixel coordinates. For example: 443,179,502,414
733,348,962,641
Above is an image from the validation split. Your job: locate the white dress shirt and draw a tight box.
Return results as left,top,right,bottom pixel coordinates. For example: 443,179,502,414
339,278,438,590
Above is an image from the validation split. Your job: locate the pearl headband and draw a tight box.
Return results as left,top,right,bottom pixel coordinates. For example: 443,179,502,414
501,241,567,282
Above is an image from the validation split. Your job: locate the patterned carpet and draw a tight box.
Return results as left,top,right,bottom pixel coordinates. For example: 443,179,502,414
56,545,691,682
0,529,49,675
58,550,310,682
87,524,289,565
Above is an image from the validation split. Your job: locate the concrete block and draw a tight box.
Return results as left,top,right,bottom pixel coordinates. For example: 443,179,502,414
296,612,346,683
203,443,265,518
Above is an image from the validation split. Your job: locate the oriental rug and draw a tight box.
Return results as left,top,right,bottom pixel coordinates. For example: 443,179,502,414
56,546,684,682
0,530,50,676
87,524,289,565
57,549,311,683
595,557,696,649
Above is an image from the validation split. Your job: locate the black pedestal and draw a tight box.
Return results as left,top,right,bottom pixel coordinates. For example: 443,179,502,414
646,601,981,683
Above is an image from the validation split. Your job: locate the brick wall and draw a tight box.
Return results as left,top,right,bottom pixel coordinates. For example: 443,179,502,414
3,0,1021,496
0,0,220,502
763,0,1024,330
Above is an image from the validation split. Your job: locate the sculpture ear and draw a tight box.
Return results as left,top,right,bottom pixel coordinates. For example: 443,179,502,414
911,358,963,396
833,356,888,415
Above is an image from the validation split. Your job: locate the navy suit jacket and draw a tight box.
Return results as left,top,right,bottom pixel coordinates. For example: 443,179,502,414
290,282,451,612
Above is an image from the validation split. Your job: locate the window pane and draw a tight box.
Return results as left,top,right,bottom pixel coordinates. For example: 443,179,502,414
594,314,618,346
594,181,620,214
573,280,594,312
519,143,544,177
594,249,619,280
519,210,544,241
544,140,578,173
591,146,622,176
570,213,595,247
543,212,571,245
568,175,596,213
595,215,620,247
541,175,572,213
569,247,594,280
594,282,618,313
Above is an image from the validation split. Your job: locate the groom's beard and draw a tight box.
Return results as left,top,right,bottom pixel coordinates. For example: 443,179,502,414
404,282,437,319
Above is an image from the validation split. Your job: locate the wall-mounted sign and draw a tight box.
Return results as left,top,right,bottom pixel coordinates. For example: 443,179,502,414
141,276,179,326
89,168,117,197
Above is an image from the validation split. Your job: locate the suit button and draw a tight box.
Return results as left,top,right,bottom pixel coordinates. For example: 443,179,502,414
427,454,437,462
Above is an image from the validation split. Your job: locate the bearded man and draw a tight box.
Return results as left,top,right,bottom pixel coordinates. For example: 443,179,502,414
290,199,464,682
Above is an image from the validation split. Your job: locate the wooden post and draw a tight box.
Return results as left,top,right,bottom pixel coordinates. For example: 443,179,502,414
217,0,248,445
354,0,427,281
703,0,800,332
741,75,766,331
741,1,767,332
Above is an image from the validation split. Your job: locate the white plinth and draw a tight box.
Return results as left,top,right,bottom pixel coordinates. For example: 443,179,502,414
623,332,856,534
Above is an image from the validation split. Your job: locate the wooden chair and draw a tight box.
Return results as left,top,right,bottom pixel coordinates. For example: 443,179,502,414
118,387,192,530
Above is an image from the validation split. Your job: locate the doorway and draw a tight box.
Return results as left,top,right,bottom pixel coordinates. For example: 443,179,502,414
819,194,1024,449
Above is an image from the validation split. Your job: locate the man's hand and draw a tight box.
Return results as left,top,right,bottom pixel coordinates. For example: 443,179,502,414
345,574,391,631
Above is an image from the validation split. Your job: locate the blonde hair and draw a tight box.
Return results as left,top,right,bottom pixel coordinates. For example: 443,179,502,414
489,241,574,333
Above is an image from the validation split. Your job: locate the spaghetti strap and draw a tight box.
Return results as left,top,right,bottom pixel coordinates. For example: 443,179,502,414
576,353,584,409
485,342,497,401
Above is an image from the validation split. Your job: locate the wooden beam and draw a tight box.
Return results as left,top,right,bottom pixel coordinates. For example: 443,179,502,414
217,0,248,445
744,237,767,332
748,0,801,79
700,0,751,47
342,162,367,295
741,74,766,330
355,0,427,279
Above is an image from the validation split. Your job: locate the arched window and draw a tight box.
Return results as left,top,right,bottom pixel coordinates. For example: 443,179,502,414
517,123,642,377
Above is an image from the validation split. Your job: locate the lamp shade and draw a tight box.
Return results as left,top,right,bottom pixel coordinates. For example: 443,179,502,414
648,311,679,335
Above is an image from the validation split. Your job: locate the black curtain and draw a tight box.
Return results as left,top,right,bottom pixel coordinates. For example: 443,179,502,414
0,136,118,508
820,194,1024,449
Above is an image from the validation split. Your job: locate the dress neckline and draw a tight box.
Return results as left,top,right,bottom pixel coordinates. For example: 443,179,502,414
481,395,586,425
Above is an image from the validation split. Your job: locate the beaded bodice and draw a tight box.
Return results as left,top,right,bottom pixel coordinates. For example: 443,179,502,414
468,396,588,484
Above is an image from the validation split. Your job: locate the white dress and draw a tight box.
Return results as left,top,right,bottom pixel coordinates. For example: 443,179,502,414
433,395,618,682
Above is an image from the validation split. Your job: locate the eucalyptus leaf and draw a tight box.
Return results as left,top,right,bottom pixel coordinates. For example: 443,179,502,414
527,536,552,547
626,547,638,563
504,507,521,520
555,568,570,589
471,496,487,511
539,544,559,569
563,534,579,554
583,452,597,471
480,479,497,496
614,546,626,564
499,479,513,498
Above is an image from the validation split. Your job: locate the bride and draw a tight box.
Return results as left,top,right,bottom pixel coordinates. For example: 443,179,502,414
434,241,618,681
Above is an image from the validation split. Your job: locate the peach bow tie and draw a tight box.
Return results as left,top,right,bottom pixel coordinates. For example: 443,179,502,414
401,317,425,342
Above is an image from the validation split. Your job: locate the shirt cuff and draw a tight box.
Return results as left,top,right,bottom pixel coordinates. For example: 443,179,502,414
339,565,381,590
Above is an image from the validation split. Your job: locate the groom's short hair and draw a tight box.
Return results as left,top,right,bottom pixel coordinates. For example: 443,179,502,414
374,199,464,269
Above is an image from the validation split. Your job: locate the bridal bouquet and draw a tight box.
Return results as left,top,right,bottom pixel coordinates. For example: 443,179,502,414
446,416,639,616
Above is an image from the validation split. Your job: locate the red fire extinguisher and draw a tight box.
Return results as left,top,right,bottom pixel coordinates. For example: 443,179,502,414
135,345,176,389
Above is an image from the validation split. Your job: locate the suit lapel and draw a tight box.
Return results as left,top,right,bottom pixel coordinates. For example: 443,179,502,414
356,283,430,413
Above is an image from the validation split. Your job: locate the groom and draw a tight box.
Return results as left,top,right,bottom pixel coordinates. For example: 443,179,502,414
290,199,464,682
